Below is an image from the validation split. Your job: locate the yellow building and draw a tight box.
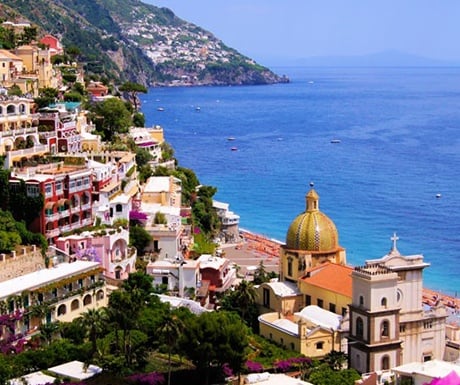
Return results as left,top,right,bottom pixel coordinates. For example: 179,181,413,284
298,261,353,317
259,305,348,358
280,186,346,283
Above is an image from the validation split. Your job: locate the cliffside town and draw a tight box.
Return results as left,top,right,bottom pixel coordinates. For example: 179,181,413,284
0,0,289,86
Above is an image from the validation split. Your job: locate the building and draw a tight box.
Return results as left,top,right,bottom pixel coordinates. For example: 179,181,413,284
142,175,182,208
258,305,348,359
0,260,107,344
38,102,82,154
128,126,163,163
280,186,347,283
257,186,349,316
0,95,42,165
257,280,302,315
55,227,137,281
39,35,64,56
347,236,448,374
213,200,240,243
298,262,353,317
391,360,460,385
146,257,200,297
197,254,236,304
10,162,93,243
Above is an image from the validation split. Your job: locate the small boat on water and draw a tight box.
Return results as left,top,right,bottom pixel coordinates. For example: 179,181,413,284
330,139,341,144
436,193,442,198
195,106,201,111
231,147,238,151
157,107,165,112
227,137,236,141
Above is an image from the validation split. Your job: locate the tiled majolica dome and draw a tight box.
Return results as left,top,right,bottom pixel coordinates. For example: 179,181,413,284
285,188,339,252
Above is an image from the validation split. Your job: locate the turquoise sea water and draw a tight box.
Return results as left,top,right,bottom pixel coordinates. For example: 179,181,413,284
141,66,460,296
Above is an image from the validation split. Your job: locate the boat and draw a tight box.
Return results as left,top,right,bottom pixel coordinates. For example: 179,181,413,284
157,107,165,112
436,193,442,199
227,137,236,141
231,147,238,151
330,139,341,144
195,106,201,111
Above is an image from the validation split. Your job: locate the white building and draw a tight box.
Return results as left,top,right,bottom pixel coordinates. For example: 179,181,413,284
348,236,448,373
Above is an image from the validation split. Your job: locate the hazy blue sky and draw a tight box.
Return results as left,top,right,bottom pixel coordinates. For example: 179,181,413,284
147,1,460,64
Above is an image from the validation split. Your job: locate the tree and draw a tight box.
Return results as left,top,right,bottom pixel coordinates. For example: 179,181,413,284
129,225,152,256
0,355,13,385
91,97,132,140
307,363,360,385
180,311,249,385
157,311,183,385
78,308,108,357
323,350,347,371
133,112,145,127
192,185,220,236
119,82,147,112
220,280,258,328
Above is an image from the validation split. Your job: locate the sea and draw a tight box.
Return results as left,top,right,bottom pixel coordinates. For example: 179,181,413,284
141,66,460,296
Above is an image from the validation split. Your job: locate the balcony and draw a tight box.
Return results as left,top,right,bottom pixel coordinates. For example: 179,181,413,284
45,228,60,238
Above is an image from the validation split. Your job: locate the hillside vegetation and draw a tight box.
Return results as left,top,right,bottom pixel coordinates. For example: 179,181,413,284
0,0,288,86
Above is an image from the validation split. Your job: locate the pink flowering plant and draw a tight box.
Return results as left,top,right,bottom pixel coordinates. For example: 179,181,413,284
245,360,264,373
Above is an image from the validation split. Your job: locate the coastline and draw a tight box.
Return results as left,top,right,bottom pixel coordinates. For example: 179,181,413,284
222,229,459,311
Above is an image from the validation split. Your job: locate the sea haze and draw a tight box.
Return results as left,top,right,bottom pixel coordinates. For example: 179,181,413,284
142,66,460,296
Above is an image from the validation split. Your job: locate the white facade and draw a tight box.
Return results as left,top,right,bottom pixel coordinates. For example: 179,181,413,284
348,238,447,373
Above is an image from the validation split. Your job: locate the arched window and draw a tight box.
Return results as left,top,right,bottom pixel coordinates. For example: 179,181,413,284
96,290,104,301
381,320,389,338
83,294,92,306
381,297,387,307
359,295,364,306
356,317,364,338
57,304,66,316
71,299,80,311
381,355,390,370
287,257,293,277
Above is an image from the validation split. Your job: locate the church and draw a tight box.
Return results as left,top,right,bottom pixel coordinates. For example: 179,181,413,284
347,234,447,373
256,184,448,370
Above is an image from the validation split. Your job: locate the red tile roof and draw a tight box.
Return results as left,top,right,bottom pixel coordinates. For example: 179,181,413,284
300,262,353,298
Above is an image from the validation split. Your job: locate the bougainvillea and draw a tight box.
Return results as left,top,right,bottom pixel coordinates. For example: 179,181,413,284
245,360,264,373
0,309,26,354
222,363,234,377
274,356,312,372
127,372,165,385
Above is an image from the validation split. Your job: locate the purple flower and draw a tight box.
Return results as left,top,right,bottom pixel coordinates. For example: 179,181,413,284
127,372,165,385
245,360,264,373
222,363,234,377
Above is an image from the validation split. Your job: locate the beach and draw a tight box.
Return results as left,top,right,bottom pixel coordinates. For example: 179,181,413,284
221,229,460,311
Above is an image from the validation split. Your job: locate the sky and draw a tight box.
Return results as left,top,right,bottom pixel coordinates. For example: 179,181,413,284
146,1,460,65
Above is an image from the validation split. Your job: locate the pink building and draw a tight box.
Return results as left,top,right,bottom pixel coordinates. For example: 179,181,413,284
55,227,137,281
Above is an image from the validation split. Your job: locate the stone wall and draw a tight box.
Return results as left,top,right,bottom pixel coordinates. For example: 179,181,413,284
0,245,44,283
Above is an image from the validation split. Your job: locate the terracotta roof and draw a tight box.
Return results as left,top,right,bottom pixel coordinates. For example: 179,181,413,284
300,262,353,298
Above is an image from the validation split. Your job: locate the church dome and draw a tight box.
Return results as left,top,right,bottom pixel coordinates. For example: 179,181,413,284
285,187,339,252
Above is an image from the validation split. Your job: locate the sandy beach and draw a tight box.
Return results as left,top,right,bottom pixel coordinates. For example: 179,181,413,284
221,229,460,311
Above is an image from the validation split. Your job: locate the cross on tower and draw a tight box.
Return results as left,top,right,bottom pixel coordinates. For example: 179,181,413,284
390,232,399,251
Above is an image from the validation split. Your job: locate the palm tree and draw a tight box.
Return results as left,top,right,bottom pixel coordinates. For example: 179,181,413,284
323,350,347,371
234,280,257,324
157,311,183,385
78,307,108,357
38,321,59,345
